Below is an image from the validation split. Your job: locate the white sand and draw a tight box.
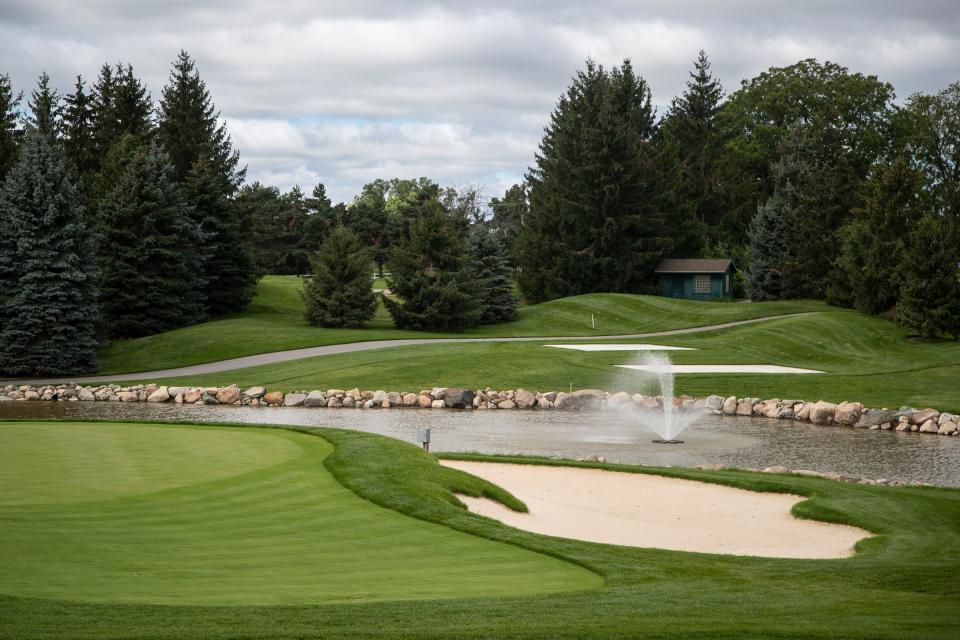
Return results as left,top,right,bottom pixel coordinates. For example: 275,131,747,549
545,344,695,351
616,364,823,374
441,461,868,558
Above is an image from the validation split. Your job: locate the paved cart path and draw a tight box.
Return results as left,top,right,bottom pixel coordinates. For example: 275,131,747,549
1,313,811,386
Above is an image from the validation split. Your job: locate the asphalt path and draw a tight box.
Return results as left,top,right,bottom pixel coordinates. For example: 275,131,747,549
1,313,810,386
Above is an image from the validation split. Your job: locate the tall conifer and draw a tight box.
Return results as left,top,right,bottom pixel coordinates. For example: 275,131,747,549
0,73,21,181
63,75,96,176
27,72,61,137
303,226,377,328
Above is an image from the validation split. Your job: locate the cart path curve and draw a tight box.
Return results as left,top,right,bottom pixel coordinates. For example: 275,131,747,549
2,313,812,386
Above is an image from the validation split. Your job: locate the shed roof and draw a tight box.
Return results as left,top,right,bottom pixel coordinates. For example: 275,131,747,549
654,258,733,274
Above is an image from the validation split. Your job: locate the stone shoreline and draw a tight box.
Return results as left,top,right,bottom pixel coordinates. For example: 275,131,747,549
2,383,957,438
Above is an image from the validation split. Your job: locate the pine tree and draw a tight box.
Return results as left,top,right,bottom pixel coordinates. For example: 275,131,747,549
0,131,100,375
158,51,243,189
489,183,527,263
27,72,61,137
302,226,377,328
63,75,96,176
469,226,518,324
97,143,206,338
112,63,153,142
90,64,117,161
895,213,960,339
518,59,669,303
184,156,257,315
384,199,481,331
0,73,22,181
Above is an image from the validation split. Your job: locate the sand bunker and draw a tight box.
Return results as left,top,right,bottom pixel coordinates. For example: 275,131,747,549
546,344,695,351
616,364,823,374
441,461,868,558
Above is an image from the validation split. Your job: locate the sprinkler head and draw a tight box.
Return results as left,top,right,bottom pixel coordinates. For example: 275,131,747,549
652,439,684,444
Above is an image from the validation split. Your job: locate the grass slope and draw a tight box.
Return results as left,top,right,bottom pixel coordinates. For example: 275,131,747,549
142,308,960,411
1,420,957,639
0,421,598,606
96,275,823,374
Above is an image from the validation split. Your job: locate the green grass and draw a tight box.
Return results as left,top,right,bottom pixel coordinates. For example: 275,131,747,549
1,419,957,639
96,275,824,374
141,308,960,412
0,421,597,606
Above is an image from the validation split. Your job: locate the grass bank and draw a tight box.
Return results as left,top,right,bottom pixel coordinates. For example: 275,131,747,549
0,419,957,639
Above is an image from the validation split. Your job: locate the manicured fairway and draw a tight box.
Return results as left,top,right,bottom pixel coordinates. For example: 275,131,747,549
0,421,599,605
142,309,960,411
2,420,957,640
96,275,823,374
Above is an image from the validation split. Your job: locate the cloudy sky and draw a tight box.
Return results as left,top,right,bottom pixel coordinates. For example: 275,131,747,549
2,1,958,203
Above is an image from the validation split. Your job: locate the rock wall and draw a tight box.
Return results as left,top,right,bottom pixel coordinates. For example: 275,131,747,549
2,383,957,438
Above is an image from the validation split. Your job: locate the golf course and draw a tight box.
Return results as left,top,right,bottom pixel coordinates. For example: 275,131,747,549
1,419,958,639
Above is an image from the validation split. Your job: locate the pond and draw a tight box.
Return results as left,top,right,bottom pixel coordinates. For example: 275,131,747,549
2,402,958,487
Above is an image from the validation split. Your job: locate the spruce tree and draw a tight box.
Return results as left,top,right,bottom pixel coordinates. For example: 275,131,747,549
469,226,518,324
302,226,377,328
184,156,257,315
90,63,117,162
97,143,206,338
27,72,61,137
63,75,97,177
384,199,481,331
489,183,528,263
0,131,100,376
895,213,960,339
0,73,21,181
112,63,153,142
518,59,669,302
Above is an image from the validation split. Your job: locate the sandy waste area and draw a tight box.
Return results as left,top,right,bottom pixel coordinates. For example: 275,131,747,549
442,460,869,558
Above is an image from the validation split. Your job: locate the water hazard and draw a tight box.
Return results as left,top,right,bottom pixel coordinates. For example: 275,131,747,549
3,401,959,487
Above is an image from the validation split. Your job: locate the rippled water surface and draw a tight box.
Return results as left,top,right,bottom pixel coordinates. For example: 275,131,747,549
2,402,958,487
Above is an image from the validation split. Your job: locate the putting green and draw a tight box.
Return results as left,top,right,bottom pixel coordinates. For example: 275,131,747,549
0,421,599,605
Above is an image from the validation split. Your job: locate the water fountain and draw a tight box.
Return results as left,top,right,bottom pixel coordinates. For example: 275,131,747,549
618,353,705,444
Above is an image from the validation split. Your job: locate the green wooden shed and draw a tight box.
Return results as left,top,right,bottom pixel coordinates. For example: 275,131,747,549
655,258,734,301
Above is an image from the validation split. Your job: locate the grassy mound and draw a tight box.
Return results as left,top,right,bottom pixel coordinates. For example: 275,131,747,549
96,276,823,374
1,419,957,639
0,421,598,606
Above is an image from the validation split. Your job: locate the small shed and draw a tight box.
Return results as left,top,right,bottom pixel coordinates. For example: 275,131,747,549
654,258,734,301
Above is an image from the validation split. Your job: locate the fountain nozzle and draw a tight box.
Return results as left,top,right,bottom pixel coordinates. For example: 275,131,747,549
651,439,685,444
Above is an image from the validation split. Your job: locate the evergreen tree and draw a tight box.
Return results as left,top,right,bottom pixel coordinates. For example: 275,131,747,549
27,71,61,137
63,75,96,176
302,226,377,328
895,212,960,338
346,181,390,277
112,63,153,142
489,183,527,263
658,50,726,252
184,156,257,315
97,143,206,337
235,181,286,276
0,131,99,375
469,226,518,324
518,59,668,302
0,73,22,181
90,63,118,161
384,199,481,331
747,124,812,300
158,50,243,189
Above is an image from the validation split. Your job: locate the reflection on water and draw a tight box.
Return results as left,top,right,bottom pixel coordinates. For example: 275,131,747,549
2,401,959,487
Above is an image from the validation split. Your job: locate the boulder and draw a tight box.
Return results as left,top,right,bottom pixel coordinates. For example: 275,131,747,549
938,421,958,436
304,390,326,407
721,396,737,415
202,394,219,405
418,394,432,408
777,406,795,419
147,387,171,403
794,403,811,420
347,388,361,400
326,389,345,397
444,388,476,409
498,399,516,409
77,389,95,402
60,387,78,399
910,408,940,425
918,419,939,434
387,391,403,405
938,413,957,426
763,465,790,474
431,387,446,400
539,398,553,410
372,390,388,405
216,385,241,404
168,386,191,397
327,396,342,408
363,399,375,408
263,391,284,406
402,392,419,406
763,401,781,418
895,421,911,432
24,390,40,401
283,393,307,407
854,409,896,429
0,395,11,402
705,395,725,411
894,407,916,421
118,391,138,402
342,396,355,407
243,386,266,399
735,400,753,416
431,399,445,409
514,388,537,409
184,390,202,404
555,389,605,411
834,401,862,426
543,391,558,403
809,402,837,425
